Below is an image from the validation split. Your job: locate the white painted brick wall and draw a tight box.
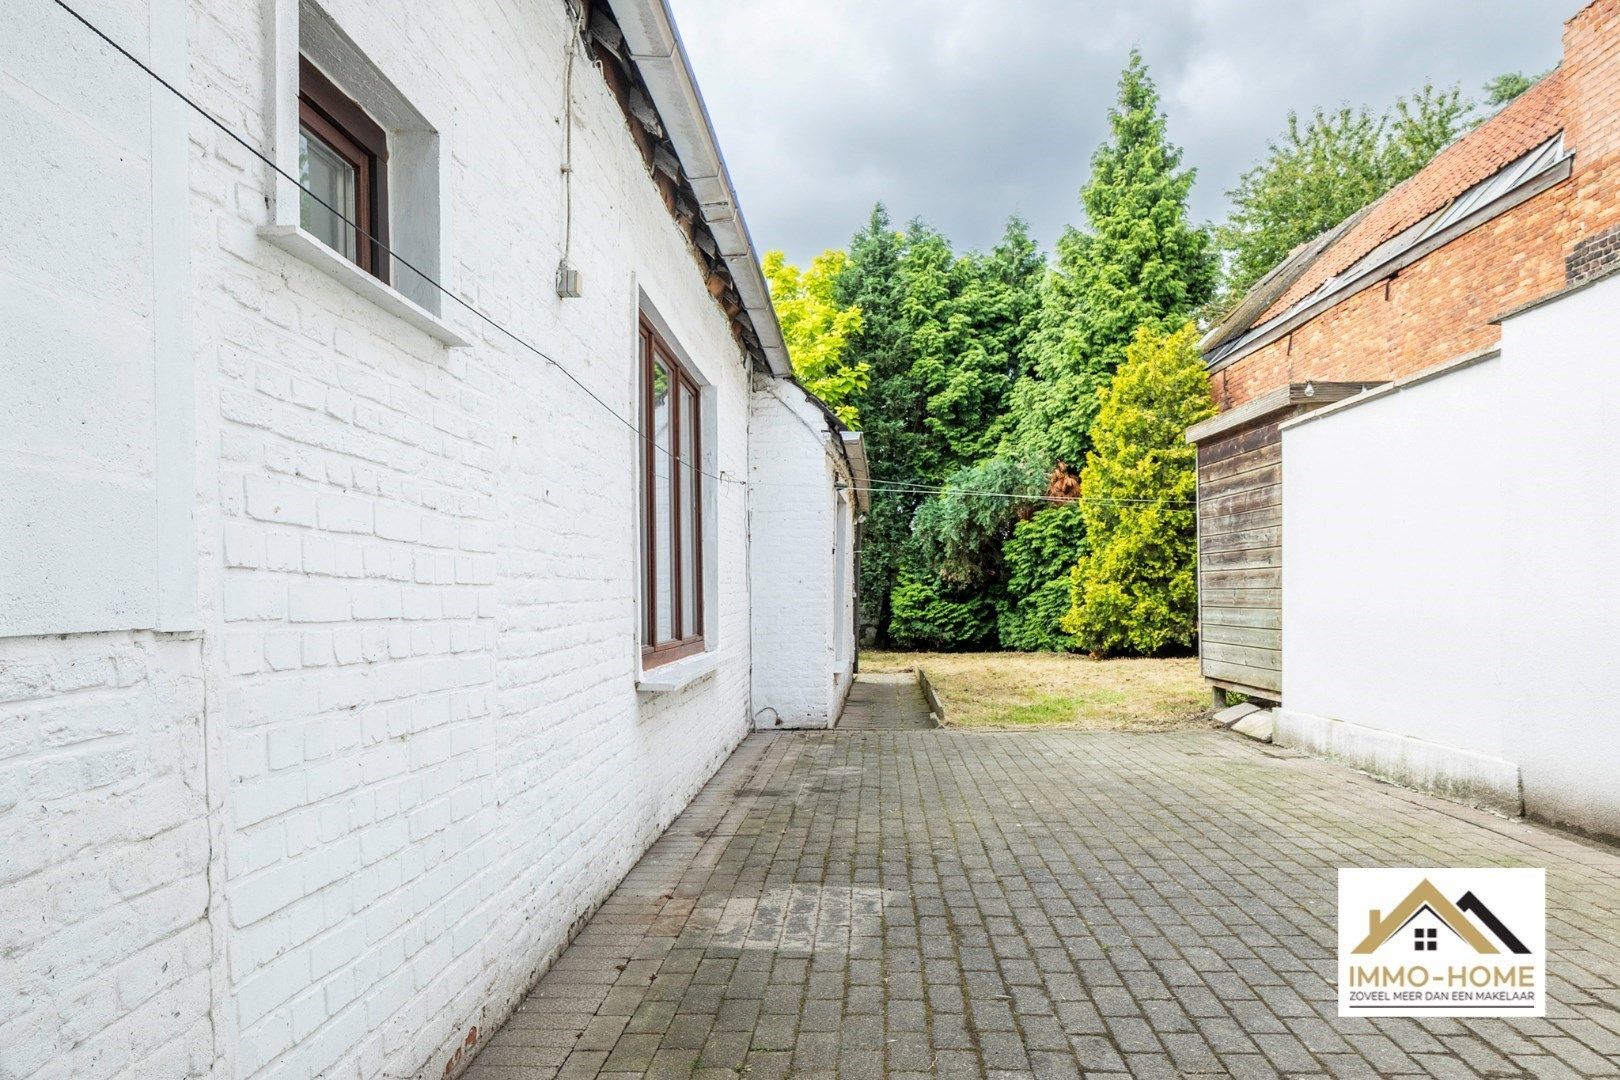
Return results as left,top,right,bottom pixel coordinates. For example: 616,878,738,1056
748,383,858,729
189,1,757,1075
0,633,213,1080
1,0,847,1076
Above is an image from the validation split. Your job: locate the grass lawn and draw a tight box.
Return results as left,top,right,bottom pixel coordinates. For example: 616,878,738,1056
861,650,1212,731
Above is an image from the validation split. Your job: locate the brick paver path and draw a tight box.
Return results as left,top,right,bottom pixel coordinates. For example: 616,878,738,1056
837,673,936,730
465,731,1620,1079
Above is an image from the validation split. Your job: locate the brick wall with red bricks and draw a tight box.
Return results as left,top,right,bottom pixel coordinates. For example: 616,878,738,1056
1211,0,1620,411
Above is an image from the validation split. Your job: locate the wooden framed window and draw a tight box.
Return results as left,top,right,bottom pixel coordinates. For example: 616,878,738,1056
297,57,389,281
640,318,705,667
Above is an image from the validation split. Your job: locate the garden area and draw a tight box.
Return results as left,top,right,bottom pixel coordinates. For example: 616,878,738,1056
861,651,1211,731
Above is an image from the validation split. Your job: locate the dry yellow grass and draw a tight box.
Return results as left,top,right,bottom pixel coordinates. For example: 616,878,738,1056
861,650,1212,731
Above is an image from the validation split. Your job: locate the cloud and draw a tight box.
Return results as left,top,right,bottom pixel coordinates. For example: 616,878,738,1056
669,0,1571,266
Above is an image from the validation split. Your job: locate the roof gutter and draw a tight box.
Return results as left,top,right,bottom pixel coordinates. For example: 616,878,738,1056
840,431,870,514
612,0,792,377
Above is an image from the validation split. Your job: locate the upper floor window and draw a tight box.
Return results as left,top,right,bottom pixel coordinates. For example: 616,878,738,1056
640,318,705,667
298,58,388,281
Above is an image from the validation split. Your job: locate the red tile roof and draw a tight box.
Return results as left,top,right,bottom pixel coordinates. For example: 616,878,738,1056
1256,70,1570,323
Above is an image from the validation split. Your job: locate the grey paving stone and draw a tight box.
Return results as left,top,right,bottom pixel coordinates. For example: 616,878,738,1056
463,728,1620,1080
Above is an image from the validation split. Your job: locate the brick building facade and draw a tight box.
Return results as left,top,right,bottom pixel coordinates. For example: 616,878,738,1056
1189,0,1620,702
1205,0,1620,409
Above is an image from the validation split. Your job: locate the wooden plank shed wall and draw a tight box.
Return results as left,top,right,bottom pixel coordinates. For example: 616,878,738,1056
1196,421,1283,696
1188,382,1384,701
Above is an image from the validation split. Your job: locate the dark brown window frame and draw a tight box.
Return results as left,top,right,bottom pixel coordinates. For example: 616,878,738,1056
640,317,706,668
298,57,389,282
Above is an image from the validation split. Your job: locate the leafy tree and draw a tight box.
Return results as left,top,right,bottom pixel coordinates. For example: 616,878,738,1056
1007,50,1214,472
762,249,867,424
1217,83,1474,302
1483,70,1544,109
997,499,1086,652
1383,83,1473,178
1063,325,1214,655
789,58,1220,651
889,458,1043,651
907,458,1046,591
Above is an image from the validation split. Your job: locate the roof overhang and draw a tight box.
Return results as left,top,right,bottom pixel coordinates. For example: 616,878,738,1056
840,431,870,513
1198,209,1369,356
612,0,791,377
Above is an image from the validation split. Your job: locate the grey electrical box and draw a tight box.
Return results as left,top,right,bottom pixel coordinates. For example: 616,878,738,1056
555,262,583,298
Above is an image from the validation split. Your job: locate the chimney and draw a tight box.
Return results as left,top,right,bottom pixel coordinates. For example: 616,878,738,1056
1563,0,1620,167
1369,910,1381,937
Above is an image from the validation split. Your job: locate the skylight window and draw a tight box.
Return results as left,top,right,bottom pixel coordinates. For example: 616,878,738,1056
1207,132,1572,370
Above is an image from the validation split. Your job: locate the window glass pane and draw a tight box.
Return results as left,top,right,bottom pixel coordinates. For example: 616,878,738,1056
679,383,699,638
651,358,673,643
638,332,650,639
299,126,357,259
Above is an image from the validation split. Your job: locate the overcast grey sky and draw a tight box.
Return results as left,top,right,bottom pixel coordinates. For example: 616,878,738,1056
666,1,1573,267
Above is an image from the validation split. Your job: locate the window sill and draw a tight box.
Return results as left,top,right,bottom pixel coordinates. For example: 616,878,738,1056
259,225,471,347
636,649,719,693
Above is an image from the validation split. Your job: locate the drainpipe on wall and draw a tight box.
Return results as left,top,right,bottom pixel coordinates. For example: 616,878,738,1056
852,516,863,675
743,349,755,733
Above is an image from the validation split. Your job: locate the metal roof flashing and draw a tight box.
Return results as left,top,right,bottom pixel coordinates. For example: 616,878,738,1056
840,432,870,513
1204,133,1573,374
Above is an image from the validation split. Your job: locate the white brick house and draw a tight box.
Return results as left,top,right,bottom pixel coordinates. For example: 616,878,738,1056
0,0,865,1077
748,382,866,730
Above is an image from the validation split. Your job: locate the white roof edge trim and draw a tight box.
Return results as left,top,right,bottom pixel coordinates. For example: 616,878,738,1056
1278,347,1500,434
612,0,792,377
839,431,870,513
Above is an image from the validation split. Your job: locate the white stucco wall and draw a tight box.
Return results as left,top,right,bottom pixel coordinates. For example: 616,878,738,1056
1281,357,1510,761
0,0,848,1076
1278,271,1620,835
1495,274,1620,838
748,383,858,729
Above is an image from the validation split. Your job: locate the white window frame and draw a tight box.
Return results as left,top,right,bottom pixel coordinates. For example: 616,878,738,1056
260,0,467,346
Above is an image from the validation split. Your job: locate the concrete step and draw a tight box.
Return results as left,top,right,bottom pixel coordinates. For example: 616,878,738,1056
1231,710,1275,743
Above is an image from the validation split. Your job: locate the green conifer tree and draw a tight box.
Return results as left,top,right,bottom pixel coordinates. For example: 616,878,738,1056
838,205,916,642
928,218,1045,465
988,52,1211,652
1063,324,1215,655
1006,49,1214,473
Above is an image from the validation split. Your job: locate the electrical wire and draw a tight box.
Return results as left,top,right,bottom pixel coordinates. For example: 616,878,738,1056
44,0,727,480
750,480,1194,508
47,0,1199,516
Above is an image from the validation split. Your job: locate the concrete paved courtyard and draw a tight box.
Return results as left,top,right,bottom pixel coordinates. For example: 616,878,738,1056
465,722,1620,1078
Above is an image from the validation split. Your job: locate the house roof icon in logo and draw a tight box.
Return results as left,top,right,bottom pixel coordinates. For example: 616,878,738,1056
1351,878,1531,955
